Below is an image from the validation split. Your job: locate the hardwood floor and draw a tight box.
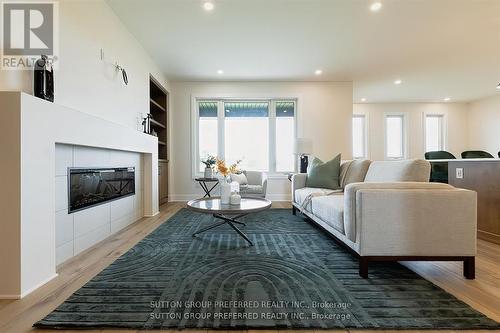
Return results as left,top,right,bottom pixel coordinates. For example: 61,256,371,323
1,201,499,333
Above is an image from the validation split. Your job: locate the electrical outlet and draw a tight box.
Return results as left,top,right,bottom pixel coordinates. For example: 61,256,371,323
456,168,464,179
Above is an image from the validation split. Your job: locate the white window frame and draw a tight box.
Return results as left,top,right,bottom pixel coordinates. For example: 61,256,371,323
191,97,298,178
423,112,447,153
383,112,408,160
352,113,369,159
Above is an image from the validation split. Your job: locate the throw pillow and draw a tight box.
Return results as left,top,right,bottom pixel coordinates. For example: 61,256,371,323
230,173,248,186
306,154,341,189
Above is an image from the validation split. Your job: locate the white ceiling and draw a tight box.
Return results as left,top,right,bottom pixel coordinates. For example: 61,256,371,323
106,0,500,103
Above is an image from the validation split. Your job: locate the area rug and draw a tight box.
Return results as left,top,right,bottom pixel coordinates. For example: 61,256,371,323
35,208,500,330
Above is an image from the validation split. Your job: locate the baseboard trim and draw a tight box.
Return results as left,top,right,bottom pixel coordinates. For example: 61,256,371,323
0,294,21,299
1,273,60,299
144,211,160,217
478,230,500,245
170,194,291,202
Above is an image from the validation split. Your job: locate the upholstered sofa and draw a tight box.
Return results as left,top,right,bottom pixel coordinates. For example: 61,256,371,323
292,159,477,279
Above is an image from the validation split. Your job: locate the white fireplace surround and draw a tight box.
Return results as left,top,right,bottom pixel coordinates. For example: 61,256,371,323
55,145,145,265
0,92,159,298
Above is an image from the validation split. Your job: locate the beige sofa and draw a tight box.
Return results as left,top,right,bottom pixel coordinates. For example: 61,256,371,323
292,159,477,279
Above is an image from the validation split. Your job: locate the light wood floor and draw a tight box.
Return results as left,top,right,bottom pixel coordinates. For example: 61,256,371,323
1,201,499,333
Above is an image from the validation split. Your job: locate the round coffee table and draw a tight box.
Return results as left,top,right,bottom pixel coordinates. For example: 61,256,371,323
187,197,272,246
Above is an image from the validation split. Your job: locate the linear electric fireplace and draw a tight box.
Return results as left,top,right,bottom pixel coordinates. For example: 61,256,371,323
68,167,135,213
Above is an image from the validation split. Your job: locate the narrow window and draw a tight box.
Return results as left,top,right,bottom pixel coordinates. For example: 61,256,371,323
385,114,405,159
276,101,296,172
352,115,366,159
425,114,444,152
198,101,218,172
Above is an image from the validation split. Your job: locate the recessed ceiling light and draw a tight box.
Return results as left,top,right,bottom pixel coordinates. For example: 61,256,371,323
314,69,323,75
370,2,382,12
444,97,451,102
202,1,214,11
394,79,402,85
217,69,224,74
361,98,367,102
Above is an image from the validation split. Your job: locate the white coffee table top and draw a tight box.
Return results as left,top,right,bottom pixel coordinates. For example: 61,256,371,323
187,196,271,214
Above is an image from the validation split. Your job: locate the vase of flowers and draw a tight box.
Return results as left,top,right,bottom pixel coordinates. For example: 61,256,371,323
201,155,216,179
216,158,241,204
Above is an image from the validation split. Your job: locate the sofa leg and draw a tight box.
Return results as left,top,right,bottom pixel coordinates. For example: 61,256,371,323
359,257,368,279
463,257,475,279
292,205,297,215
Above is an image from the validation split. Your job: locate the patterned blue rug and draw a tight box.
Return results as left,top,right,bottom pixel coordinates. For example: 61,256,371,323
35,208,500,329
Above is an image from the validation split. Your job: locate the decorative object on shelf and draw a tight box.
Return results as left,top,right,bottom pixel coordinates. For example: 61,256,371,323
201,155,216,179
216,158,241,204
151,129,158,137
142,113,152,134
34,55,54,102
230,191,241,205
294,138,313,173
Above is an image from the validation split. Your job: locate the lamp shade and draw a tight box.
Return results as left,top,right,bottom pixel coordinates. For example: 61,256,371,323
294,138,313,155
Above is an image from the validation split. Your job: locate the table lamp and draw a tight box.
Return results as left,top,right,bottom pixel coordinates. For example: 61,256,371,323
294,138,313,173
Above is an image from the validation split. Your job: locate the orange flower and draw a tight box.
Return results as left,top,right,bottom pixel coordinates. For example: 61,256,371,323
216,159,229,176
216,158,241,176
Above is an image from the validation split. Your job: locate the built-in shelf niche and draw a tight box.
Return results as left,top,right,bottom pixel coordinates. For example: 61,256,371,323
149,75,169,205
149,77,168,161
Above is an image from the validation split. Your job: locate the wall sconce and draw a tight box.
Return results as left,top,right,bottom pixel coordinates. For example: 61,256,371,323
115,63,128,85
100,48,128,85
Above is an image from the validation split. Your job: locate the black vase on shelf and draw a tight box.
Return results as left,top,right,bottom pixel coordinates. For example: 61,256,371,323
142,113,152,134
33,55,54,102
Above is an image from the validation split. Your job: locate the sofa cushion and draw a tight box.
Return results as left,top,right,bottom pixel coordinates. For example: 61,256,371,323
339,161,352,187
364,159,430,182
311,195,345,234
240,184,263,194
295,187,329,207
230,173,249,185
341,159,371,187
294,187,342,208
306,154,341,190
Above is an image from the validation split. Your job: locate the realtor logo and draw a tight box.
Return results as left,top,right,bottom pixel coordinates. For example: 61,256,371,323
1,1,58,69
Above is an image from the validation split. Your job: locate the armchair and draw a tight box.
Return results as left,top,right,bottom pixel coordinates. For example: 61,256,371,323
239,171,267,198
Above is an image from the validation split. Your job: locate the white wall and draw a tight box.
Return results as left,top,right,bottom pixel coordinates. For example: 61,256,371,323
467,95,500,157
354,103,469,160
169,81,353,200
55,144,144,265
0,0,169,130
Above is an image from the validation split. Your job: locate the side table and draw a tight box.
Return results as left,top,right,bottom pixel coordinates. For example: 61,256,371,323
195,178,219,197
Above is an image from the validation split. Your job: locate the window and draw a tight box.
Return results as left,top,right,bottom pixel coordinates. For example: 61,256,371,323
194,99,296,174
198,102,218,172
352,114,367,159
224,102,269,171
275,102,295,172
385,114,406,159
425,114,445,152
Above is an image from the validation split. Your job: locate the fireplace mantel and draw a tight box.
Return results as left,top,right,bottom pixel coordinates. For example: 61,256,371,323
0,92,159,298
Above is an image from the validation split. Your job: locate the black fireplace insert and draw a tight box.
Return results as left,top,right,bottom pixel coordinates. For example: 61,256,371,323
68,167,135,213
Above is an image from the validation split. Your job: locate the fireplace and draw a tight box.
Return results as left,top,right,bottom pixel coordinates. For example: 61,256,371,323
68,167,135,213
